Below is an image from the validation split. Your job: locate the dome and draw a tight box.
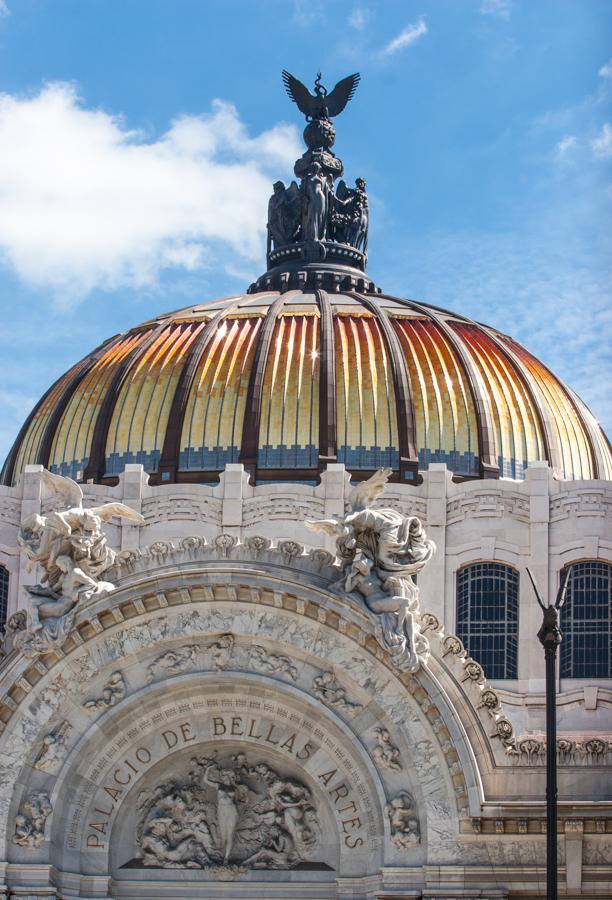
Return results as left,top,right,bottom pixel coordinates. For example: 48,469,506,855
4,72,610,489
3,288,610,487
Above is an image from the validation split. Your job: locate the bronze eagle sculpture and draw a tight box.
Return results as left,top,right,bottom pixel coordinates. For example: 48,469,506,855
282,70,360,121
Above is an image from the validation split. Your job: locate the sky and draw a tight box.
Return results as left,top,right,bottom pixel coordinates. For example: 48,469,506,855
0,0,610,465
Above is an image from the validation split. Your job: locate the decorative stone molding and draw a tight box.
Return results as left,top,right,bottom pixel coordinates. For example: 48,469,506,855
550,489,612,522
447,491,530,525
506,735,612,766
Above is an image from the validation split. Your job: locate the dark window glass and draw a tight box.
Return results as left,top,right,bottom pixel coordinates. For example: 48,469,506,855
0,565,7,631
560,562,612,678
456,562,519,679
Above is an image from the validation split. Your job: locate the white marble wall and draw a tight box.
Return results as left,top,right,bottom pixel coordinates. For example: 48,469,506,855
0,462,610,898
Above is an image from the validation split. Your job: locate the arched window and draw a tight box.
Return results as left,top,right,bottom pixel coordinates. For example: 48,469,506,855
560,561,612,678
0,565,8,631
456,562,519,679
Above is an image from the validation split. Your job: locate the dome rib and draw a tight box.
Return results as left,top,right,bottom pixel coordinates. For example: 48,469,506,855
37,350,111,472
386,296,500,479
239,293,289,475
0,353,95,486
83,324,164,482
479,325,560,476
158,304,239,482
314,290,337,465
4,290,610,487
353,292,419,481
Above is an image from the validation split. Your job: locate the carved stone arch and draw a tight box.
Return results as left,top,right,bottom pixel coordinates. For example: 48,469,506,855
0,552,528,898
42,673,395,885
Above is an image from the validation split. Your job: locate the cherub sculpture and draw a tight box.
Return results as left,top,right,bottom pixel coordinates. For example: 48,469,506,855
306,468,435,672
16,469,144,655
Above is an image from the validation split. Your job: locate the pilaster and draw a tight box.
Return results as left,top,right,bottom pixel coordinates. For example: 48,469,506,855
522,461,552,692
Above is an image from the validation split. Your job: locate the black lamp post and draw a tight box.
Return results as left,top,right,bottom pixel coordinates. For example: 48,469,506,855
527,567,570,900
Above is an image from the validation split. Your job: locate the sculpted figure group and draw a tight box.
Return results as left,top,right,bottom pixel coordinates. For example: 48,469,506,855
268,173,369,254
14,470,143,655
136,752,319,871
307,468,435,672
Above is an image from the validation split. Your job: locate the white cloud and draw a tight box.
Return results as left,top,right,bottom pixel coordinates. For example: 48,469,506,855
0,83,301,305
599,59,612,79
480,0,512,19
591,122,612,159
349,7,368,30
0,2,9,18
382,19,427,56
556,134,577,160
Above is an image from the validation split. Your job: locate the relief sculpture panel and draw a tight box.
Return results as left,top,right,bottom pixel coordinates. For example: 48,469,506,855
136,751,319,872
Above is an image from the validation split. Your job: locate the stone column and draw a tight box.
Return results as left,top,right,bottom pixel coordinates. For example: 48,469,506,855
220,463,247,538
422,463,449,626
565,818,584,891
318,463,349,553
119,464,149,550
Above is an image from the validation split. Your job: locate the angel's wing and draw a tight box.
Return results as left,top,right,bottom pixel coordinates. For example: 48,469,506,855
305,518,347,537
348,467,393,511
90,502,145,524
282,70,315,117
335,179,351,202
325,73,360,118
41,469,83,509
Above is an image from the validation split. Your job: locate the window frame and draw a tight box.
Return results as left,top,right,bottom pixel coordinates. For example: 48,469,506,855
455,560,519,681
559,559,612,680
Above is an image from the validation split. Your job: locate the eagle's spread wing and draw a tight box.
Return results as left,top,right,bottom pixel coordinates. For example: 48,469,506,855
41,469,83,509
90,502,145,524
305,518,347,538
282,70,315,117
348,467,392,511
325,73,360,118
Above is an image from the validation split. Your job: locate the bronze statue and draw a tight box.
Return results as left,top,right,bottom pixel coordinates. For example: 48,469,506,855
282,71,360,121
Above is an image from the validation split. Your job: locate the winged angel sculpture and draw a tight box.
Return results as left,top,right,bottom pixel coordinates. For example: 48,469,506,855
306,469,435,672
15,470,144,655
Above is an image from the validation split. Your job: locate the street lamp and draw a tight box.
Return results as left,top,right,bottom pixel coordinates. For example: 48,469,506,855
526,566,570,900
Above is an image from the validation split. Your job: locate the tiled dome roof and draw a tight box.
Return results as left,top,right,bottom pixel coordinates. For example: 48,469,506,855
3,289,610,486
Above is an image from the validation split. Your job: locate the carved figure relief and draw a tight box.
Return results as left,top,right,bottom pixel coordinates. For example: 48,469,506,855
0,610,27,657
136,752,319,871
208,634,234,670
313,671,362,712
248,645,298,681
372,726,402,771
147,645,198,683
84,671,126,711
13,791,52,848
307,468,435,671
33,720,72,772
16,469,144,655
385,791,420,848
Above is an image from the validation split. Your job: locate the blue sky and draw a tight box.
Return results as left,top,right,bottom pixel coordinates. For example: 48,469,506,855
0,0,610,465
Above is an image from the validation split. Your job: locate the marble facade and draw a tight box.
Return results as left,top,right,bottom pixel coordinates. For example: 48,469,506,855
0,462,610,899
